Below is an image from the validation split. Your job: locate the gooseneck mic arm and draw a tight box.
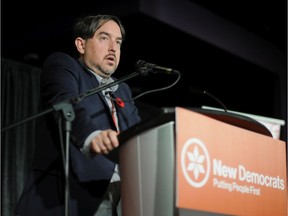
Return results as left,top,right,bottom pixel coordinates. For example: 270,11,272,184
203,90,228,112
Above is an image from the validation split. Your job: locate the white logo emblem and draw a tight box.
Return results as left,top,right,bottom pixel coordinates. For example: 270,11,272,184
181,138,210,188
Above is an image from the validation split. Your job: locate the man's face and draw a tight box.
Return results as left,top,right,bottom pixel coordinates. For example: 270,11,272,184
81,20,123,78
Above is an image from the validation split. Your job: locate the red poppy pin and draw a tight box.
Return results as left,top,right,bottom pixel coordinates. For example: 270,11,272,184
115,97,125,108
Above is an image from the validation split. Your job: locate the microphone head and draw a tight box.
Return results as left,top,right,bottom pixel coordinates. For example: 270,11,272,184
135,60,153,75
136,60,146,68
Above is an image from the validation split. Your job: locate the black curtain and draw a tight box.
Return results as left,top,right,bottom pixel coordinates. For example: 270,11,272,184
1,58,41,216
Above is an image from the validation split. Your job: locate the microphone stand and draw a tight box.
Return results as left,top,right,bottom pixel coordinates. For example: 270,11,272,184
2,69,146,216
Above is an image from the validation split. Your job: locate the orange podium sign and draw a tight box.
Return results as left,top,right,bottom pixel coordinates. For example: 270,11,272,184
176,107,287,215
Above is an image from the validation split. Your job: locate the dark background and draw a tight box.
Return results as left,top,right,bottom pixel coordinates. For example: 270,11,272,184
1,1,287,215
2,0,287,140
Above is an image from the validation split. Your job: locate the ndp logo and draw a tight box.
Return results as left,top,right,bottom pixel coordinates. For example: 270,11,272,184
181,138,210,188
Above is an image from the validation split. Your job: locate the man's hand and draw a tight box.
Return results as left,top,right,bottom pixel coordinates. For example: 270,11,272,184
90,129,119,154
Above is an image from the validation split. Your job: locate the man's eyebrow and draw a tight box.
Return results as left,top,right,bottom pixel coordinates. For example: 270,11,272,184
98,31,122,41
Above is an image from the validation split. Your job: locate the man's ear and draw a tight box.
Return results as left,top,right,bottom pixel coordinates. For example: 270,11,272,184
75,37,85,54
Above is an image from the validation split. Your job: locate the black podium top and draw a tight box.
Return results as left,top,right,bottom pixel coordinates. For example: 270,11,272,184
188,107,272,137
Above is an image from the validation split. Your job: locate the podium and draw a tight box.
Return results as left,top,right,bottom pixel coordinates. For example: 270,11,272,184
116,107,287,216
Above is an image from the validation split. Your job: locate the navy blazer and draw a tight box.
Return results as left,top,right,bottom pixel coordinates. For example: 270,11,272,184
16,52,141,216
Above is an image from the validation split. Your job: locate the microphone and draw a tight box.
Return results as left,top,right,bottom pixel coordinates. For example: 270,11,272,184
189,87,228,112
136,60,179,75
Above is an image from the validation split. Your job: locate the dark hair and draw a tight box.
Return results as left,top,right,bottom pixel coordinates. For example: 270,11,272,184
73,15,126,41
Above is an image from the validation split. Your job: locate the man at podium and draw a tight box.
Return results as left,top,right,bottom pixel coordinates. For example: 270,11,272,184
15,14,141,216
